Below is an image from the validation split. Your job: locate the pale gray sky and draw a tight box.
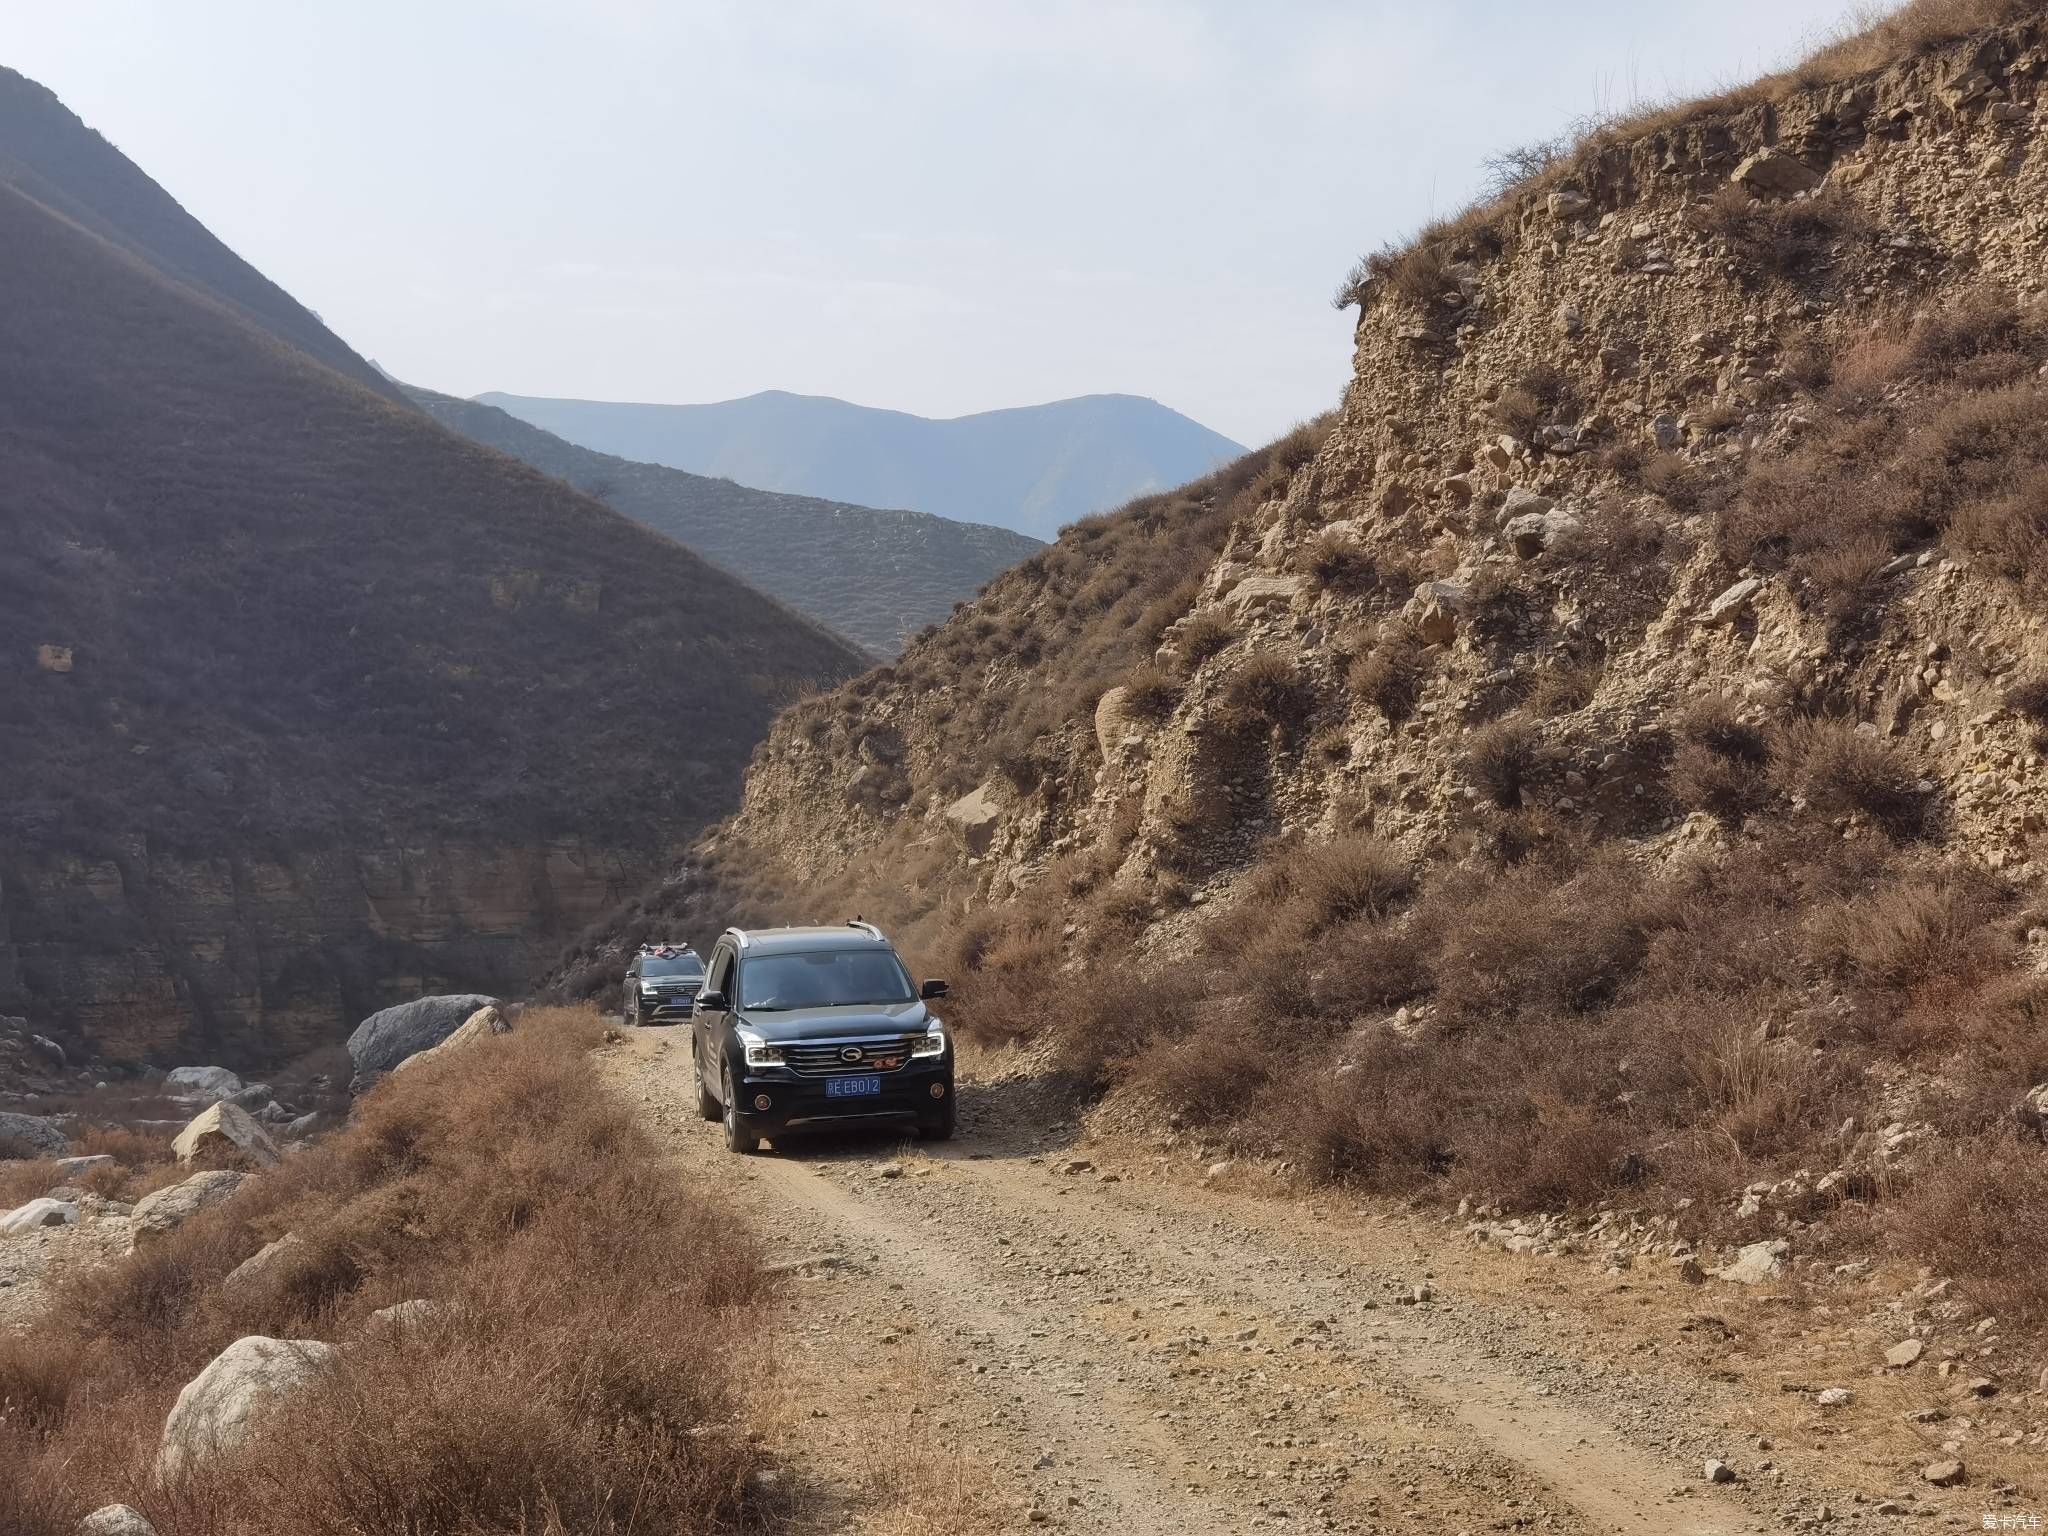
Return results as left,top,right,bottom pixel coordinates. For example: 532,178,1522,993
9,0,1857,444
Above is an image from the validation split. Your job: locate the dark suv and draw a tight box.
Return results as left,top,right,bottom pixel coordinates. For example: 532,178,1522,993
691,922,952,1153
622,944,704,1027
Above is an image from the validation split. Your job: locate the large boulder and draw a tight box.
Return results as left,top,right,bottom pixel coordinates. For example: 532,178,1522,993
164,1066,244,1102
172,1101,281,1169
1732,149,1822,197
346,994,496,1090
130,1169,248,1250
392,1004,512,1074
1,1196,77,1235
79,1507,156,1536
156,1335,334,1479
0,1110,69,1155
1715,1238,1789,1285
942,784,1004,858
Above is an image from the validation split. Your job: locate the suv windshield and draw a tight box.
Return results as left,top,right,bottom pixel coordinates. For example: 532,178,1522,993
641,954,703,980
740,949,915,1011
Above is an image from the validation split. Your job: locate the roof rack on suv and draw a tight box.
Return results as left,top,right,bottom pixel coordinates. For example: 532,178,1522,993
847,918,883,940
640,941,696,954
723,927,750,950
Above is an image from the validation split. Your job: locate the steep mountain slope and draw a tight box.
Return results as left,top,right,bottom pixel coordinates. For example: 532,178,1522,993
566,3,2048,1348
476,388,1246,541
0,67,400,404
408,387,1039,657
0,94,865,1070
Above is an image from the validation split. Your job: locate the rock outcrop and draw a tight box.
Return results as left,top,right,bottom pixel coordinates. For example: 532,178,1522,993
171,1101,281,1168
391,1003,511,1074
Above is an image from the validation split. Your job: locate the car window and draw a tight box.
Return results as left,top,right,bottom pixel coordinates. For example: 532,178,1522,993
641,954,703,979
738,949,915,1011
707,947,734,996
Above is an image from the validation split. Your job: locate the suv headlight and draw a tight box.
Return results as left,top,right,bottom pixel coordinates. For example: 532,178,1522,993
912,1020,947,1059
737,1027,785,1068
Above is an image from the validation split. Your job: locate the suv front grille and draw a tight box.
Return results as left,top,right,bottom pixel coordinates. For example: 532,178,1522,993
784,1036,921,1076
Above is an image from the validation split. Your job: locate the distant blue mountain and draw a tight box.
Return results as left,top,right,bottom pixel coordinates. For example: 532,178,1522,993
473,389,1247,542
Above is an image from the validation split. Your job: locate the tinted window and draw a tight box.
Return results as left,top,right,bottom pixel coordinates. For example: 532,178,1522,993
739,949,915,1010
707,947,735,995
641,954,703,979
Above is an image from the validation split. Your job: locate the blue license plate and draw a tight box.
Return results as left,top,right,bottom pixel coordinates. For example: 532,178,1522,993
825,1074,881,1098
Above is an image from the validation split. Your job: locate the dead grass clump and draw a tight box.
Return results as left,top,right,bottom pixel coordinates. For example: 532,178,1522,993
1304,531,1388,596
1888,1139,2048,1326
1347,627,1426,723
1463,718,1541,808
1120,664,1180,720
1700,184,1870,276
1669,697,1772,822
1218,652,1313,735
1290,837,1414,933
1773,717,1928,838
1174,610,1235,671
1491,363,1580,439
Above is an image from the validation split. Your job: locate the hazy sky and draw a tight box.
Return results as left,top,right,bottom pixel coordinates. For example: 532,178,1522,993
10,0,1857,444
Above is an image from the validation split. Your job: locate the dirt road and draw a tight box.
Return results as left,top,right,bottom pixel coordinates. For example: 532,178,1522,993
611,1032,2033,1534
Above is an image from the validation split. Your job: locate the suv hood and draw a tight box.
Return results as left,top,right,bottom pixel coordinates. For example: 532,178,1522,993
737,1000,932,1042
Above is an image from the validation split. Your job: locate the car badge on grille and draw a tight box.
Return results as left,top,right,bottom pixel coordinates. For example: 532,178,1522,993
839,1046,864,1063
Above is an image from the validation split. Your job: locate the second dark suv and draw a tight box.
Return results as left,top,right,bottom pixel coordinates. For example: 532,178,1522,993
623,944,704,1027
691,922,953,1153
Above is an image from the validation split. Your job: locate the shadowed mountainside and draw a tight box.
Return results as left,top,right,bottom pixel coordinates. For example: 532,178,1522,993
408,387,1040,656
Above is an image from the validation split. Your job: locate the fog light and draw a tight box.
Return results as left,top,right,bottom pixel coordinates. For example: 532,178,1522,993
753,1093,772,1112
929,1082,946,1100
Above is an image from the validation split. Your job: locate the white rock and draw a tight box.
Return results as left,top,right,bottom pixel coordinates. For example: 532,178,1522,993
130,1169,248,1250
54,1153,114,1177
172,1101,280,1168
78,1506,156,1535
1699,577,1764,626
156,1336,334,1479
1715,1238,1788,1285
368,1298,442,1329
1817,1387,1854,1407
1,1196,78,1235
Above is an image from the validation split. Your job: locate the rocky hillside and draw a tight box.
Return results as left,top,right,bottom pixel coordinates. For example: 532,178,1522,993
478,388,1246,541
569,2,2048,1336
408,387,1039,656
0,79,866,1071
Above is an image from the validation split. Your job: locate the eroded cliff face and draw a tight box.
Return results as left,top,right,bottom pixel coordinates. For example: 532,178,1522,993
714,16,2048,932
0,837,656,1068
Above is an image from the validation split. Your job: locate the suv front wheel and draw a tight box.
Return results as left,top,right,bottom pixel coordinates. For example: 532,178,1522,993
722,1064,760,1155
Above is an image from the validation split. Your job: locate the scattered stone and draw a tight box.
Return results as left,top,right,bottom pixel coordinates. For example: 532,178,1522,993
942,783,1005,858
1885,1338,1926,1369
172,1100,281,1169
1733,149,1822,196
1547,188,1591,220
1699,577,1764,627
130,1169,248,1250
164,1065,245,1102
1920,1459,1965,1487
1058,1158,1095,1176
1817,1387,1855,1408
876,1161,907,1180
1670,1256,1706,1284
1715,1238,1788,1285
156,1336,334,1478
1,1196,78,1235
1704,1459,1735,1484
54,1153,113,1178
1959,1375,1997,1398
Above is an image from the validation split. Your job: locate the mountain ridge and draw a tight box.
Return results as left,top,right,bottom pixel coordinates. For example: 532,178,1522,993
476,386,1246,541
408,386,1040,656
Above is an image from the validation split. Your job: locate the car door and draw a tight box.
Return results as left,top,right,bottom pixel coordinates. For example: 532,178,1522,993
696,943,735,1097
622,958,639,1025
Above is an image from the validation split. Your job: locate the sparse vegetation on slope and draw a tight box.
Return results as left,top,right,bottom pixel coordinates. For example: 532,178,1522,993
1,1010,771,1535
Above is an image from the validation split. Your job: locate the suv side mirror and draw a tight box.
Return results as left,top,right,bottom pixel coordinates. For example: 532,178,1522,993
919,978,949,1000
695,989,729,1011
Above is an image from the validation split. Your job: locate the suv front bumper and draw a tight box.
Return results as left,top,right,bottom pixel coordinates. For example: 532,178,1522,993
732,1056,953,1135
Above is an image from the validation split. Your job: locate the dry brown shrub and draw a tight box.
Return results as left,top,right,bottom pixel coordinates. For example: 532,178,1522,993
1120,664,1180,719
1462,718,1541,808
1174,610,1235,670
1218,651,1313,735
1772,717,1927,838
1346,627,1426,723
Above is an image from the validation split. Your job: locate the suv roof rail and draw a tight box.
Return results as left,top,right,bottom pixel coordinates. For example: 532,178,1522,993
722,927,750,950
847,918,883,940
639,941,696,953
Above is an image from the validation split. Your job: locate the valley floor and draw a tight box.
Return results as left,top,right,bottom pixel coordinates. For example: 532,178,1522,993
611,1032,2043,1535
